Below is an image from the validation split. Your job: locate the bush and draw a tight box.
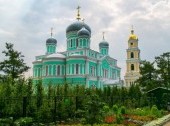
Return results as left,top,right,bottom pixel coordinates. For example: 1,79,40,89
14,117,33,126
112,105,118,114
116,113,123,124
120,106,126,114
103,105,110,113
0,117,13,125
150,105,161,118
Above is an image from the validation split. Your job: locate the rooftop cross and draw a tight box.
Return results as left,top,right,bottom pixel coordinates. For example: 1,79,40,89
76,6,81,21
131,25,134,34
102,32,105,40
51,27,53,37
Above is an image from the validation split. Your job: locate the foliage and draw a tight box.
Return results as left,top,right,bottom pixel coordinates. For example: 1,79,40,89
14,117,33,126
155,52,170,88
137,52,170,91
84,94,104,126
150,105,161,118
0,79,167,125
112,104,119,114
0,43,30,84
120,106,126,114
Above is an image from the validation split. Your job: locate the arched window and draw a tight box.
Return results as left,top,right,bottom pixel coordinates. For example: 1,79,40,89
76,39,78,47
131,64,134,71
49,65,52,76
46,66,48,76
57,65,60,75
76,64,79,74
83,39,86,46
70,39,73,47
131,52,134,58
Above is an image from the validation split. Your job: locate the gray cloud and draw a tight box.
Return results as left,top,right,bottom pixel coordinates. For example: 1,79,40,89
0,0,170,78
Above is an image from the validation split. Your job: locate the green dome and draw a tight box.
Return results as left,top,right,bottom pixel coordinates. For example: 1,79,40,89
66,21,91,33
46,38,57,45
77,27,90,37
99,41,109,47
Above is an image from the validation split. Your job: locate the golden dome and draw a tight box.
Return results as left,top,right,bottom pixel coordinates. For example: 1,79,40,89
129,29,138,40
129,34,138,40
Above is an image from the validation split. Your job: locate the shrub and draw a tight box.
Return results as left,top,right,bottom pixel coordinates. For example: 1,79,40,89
103,105,110,113
14,117,33,126
112,105,118,114
120,106,126,114
116,113,123,124
0,117,13,125
150,105,161,118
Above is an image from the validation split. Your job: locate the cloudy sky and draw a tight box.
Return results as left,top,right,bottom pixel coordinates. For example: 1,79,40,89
0,0,170,78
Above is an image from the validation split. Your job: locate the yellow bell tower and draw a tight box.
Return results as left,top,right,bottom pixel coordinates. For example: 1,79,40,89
124,27,141,87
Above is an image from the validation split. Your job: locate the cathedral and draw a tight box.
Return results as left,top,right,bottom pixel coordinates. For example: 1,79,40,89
32,7,121,88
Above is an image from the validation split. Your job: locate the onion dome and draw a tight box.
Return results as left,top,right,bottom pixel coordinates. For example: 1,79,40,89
46,28,57,45
77,27,90,37
46,37,57,45
129,29,138,40
99,41,109,47
99,32,109,47
66,21,91,33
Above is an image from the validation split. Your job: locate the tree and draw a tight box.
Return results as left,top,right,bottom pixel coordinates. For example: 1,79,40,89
137,60,158,91
0,43,30,84
155,52,170,88
84,94,104,126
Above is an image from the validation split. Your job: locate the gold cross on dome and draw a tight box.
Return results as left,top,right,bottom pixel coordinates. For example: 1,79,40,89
76,6,81,21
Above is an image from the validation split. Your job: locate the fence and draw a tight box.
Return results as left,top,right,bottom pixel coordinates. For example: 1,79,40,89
0,95,157,125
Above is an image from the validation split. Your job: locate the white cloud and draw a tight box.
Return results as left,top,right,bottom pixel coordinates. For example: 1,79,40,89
0,0,170,79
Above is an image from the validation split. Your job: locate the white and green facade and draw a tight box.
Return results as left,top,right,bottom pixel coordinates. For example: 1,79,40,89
33,18,121,88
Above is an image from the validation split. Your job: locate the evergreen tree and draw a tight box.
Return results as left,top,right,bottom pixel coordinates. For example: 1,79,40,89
137,60,158,91
0,43,30,84
155,52,170,88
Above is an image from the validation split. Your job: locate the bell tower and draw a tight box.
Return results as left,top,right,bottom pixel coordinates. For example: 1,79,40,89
124,27,141,87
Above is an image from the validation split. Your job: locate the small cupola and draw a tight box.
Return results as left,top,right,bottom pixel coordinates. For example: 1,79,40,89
129,26,138,40
46,28,57,54
99,32,109,55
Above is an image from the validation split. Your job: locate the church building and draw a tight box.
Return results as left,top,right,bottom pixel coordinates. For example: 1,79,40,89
32,7,121,88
